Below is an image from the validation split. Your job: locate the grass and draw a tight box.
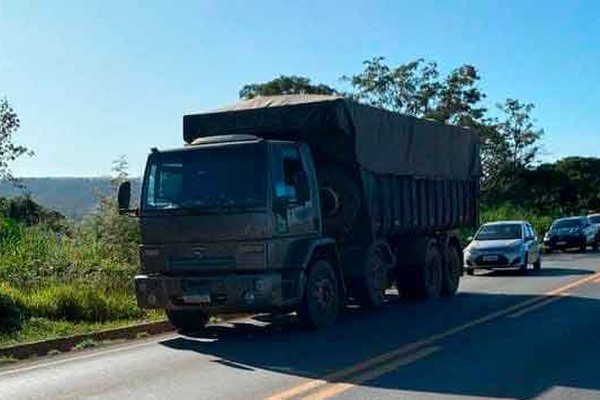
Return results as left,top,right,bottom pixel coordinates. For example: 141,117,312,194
0,355,17,366
0,312,164,348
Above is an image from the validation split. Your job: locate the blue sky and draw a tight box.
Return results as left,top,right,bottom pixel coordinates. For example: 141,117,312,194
1,1,599,177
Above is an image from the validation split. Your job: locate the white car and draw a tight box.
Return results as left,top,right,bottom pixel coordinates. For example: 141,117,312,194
464,221,542,275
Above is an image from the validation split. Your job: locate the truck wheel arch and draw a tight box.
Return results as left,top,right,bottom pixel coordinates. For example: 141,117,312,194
301,238,346,302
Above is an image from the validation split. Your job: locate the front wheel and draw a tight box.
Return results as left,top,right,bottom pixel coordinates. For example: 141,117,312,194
533,255,542,271
166,309,209,332
297,260,340,329
519,254,529,274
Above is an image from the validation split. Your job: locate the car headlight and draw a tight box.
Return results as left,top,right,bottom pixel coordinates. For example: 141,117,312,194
464,248,476,257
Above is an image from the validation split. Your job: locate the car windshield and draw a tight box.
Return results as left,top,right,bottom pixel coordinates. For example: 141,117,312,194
142,143,267,212
588,215,600,224
552,219,583,229
475,224,522,241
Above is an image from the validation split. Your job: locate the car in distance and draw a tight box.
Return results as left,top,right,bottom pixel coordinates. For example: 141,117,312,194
543,216,598,252
464,221,542,275
588,213,600,248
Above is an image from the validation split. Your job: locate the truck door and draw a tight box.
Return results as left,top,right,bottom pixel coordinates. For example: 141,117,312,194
271,143,319,237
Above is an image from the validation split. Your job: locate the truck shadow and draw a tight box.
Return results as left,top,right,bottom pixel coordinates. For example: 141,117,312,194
160,290,600,399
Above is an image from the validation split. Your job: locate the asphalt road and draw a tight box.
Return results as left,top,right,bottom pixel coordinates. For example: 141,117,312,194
2,251,600,400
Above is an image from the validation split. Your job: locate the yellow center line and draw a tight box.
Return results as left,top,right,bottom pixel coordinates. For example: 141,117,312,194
507,292,570,318
264,269,600,400
300,346,441,400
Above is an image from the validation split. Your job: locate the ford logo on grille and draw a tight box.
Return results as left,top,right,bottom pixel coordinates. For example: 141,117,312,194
192,247,207,259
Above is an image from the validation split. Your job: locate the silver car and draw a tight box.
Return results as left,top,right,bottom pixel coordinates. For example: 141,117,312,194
464,221,542,275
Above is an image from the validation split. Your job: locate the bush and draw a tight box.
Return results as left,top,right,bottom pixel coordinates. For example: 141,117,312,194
481,204,555,236
0,285,23,332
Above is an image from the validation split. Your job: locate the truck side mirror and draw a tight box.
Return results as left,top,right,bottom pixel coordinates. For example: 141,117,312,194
117,181,131,213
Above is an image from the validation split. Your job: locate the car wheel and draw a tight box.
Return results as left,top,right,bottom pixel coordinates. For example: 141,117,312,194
465,268,475,276
533,255,542,271
593,241,599,251
519,254,529,274
580,243,587,252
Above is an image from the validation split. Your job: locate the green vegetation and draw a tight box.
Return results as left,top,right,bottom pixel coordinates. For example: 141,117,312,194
0,314,163,348
0,196,163,347
0,176,159,347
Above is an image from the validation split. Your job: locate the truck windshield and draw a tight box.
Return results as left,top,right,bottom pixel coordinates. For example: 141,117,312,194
142,143,267,212
475,224,522,240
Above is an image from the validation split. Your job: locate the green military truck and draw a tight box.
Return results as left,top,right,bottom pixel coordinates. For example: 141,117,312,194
118,95,481,330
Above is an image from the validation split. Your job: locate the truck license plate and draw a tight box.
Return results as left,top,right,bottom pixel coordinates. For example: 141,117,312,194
182,293,211,304
483,255,499,262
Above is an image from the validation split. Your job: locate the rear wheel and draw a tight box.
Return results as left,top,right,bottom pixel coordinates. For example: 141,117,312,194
354,247,388,308
397,238,443,300
297,260,340,329
166,309,209,331
441,241,462,296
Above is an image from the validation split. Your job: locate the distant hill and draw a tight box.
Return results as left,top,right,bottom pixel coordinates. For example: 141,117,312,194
0,178,141,220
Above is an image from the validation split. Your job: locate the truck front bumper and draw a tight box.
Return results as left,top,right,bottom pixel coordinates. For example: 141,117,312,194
135,273,289,312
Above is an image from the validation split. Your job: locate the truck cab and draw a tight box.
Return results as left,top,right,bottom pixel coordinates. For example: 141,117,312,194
120,135,340,329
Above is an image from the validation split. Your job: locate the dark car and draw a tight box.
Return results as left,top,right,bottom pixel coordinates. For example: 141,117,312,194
588,213,600,245
544,216,598,252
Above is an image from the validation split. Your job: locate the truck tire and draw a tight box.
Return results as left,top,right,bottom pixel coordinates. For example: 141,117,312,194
166,309,209,332
297,259,340,329
442,241,462,296
397,238,443,300
354,247,388,308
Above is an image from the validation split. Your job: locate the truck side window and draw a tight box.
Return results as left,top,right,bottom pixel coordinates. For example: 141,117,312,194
274,145,310,205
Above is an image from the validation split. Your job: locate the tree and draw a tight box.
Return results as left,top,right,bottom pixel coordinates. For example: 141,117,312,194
0,98,33,182
239,75,337,99
495,98,543,173
343,57,486,126
110,154,129,187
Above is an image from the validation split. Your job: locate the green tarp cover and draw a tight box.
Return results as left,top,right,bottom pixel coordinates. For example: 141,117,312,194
183,95,481,179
